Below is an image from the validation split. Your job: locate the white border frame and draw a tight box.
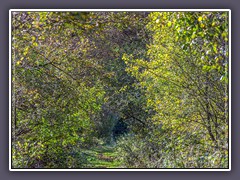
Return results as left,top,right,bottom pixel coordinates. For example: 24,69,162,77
9,9,231,171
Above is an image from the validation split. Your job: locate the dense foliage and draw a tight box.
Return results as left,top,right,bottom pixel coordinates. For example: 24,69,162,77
11,11,229,168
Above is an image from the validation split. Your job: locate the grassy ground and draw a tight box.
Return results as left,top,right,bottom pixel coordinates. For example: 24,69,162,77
83,145,123,168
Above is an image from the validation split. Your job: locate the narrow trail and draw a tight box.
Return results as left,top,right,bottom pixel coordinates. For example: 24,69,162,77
83,145,123,168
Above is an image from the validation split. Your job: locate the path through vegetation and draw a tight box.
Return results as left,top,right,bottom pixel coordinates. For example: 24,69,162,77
12,11,229,169
83,145,123,168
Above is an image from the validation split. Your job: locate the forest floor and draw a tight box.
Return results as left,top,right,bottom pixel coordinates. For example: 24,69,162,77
83,145,123,168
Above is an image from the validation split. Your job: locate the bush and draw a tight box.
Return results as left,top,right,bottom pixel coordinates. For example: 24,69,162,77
116,127,228,168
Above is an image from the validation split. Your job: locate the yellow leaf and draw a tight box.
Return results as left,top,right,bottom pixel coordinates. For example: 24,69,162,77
33,42,38,47
167,21,172,27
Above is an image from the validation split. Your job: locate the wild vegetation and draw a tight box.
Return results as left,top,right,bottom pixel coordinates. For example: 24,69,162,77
11,11,229,168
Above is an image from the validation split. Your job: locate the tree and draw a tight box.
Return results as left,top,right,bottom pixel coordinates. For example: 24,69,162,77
122,12,229,168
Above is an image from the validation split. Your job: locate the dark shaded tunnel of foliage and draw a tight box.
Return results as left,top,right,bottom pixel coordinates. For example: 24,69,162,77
11,11,229,169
